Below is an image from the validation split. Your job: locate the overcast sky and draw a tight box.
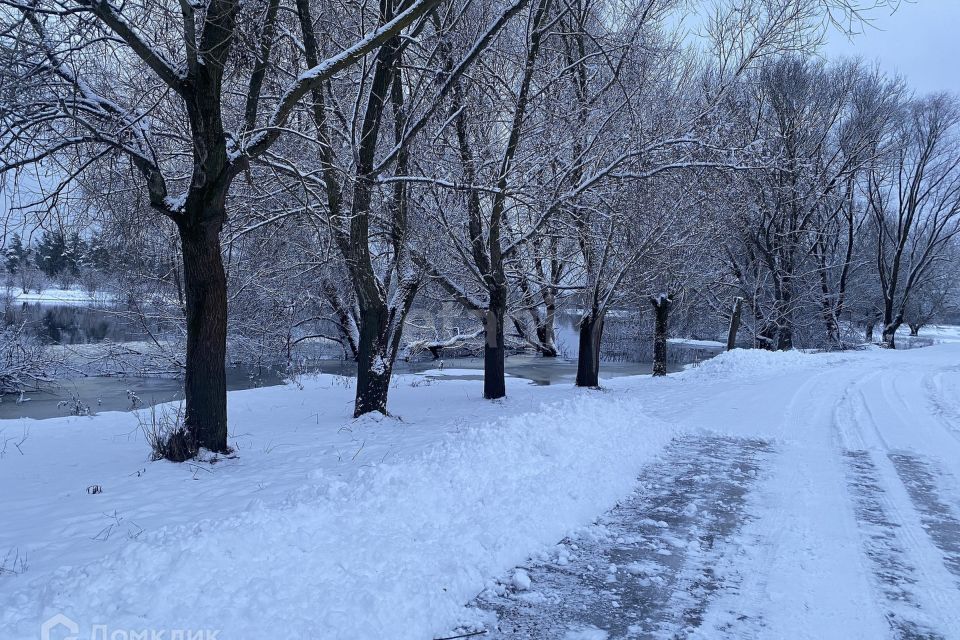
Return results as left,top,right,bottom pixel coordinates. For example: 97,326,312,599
821,0,959,95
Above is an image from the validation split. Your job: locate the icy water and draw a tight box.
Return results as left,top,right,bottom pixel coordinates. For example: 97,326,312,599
0,355,703,420
0,365,285,420
1,302,718,420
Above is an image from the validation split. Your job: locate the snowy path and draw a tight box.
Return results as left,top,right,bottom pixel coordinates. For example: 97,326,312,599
465,435,771,639
452,348,960,640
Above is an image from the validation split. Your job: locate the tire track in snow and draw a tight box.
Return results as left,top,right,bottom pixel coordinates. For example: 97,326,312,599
889,453,960,581
842,449,946,640
454,435,771,640
835,368,960,639
921,366,960,448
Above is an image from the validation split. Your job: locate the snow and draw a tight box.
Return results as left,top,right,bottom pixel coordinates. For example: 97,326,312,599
912,324,960,344
4,340,960,638
666,337,725,349
0,374,677,639
511,569,532,591
8,287,115,306
684,345,820,379
563,628,608,640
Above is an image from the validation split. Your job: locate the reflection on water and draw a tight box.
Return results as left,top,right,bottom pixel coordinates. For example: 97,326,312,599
4,301,154,345
1,302,719,420
0,365,285,420
0,353,711,421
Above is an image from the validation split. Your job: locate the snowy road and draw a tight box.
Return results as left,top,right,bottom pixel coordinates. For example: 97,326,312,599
458,347,960,640
469,435,771,639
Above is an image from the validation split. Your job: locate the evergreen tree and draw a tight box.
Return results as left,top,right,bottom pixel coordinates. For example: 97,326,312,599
65,232,87,276
86,233,111,272
4,233,29,274
35,230,68,277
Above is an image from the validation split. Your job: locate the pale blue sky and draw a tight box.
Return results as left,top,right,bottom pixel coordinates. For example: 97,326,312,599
822,0,959,95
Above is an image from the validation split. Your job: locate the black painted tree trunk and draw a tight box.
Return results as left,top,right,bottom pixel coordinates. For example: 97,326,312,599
726,297,743,351
651,295,671,377
484,286,507,399
575,311,604,388
354,302,393,417
177,212,229,454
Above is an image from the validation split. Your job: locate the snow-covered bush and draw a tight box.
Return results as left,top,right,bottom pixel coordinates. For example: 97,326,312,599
0,321,53,394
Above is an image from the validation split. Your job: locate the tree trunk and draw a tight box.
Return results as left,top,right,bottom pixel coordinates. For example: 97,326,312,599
535,311,558,358
756,323,777,350
881,303,902,348
354,301,392,417
483,299,506,399
775,290,793,351
651,295,671,377
908,324,921,337
178,222,229,454
575,311,603,388
865,309,881,343
726,297,743,351
776,324,793,351
881,318,901,349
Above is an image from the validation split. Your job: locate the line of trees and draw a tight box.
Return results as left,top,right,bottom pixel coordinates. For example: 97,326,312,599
4,231,111,279
2,0,956,461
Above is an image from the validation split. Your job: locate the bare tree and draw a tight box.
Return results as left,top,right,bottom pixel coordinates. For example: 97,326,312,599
867,94,960,348
0,0,442,453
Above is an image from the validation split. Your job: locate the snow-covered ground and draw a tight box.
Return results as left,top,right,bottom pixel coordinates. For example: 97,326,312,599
7,287,116,306
3,334,960,639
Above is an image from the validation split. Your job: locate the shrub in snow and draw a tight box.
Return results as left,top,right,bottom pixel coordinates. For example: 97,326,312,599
57,392,91,416
0,322,53,394
138,402,195,462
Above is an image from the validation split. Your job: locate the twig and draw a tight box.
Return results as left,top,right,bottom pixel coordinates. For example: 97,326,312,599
433,631,487,640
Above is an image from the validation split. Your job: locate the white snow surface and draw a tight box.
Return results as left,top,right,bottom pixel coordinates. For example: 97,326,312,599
1,374,676,639
8,287,115,306
4,331,960,639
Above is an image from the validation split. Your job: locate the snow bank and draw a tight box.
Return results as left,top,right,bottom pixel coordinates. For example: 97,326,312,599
1,393,675,639
685,347,818,379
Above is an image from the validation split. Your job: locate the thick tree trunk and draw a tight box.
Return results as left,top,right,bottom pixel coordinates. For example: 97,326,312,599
651,295,671,377
882,319,901,349
535,312,558,357
775,291,793,351
776,324,793,351
354,302,392,417
909,324,921,337
178,222,229,454
575,312,604,388
537,297,558,357
756,323,777,350
726,297,743,351
483,299,506,400
881,304,902,349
